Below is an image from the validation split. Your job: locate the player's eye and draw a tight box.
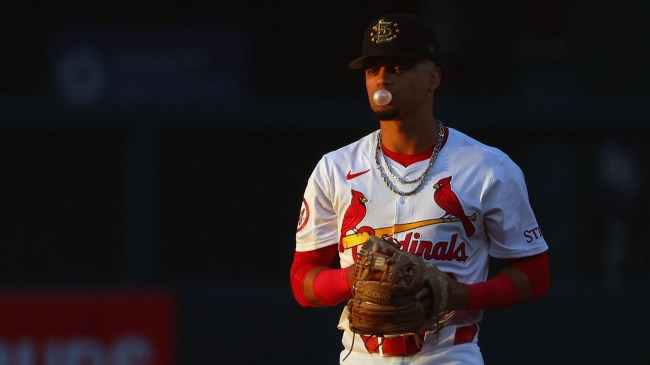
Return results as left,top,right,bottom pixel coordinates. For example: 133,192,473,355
366,66,379,75
394,62,415,73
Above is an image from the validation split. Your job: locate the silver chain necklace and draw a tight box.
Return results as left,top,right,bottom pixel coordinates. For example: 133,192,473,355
375,120,445,196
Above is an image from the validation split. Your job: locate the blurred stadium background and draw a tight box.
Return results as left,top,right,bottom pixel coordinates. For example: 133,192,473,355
1,1,649,364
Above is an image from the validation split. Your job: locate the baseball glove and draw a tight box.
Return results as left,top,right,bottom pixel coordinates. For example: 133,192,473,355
347,235,452,336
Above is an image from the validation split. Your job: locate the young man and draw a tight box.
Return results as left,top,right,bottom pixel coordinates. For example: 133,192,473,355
290,13,550,364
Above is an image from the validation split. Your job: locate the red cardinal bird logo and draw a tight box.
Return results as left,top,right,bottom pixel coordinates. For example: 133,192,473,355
433,176,476,238
339,189,368,252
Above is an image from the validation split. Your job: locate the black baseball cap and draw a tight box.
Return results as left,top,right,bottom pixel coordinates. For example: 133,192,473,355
349,13,440,70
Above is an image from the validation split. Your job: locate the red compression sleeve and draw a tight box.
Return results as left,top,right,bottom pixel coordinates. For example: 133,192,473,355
312,266,352,306
509,252,550,300
465,274,519,310
290,261,319,307
289,245,339,307
465,252,550,310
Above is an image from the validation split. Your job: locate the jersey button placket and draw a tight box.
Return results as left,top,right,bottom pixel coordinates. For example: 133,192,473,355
395,195,411,231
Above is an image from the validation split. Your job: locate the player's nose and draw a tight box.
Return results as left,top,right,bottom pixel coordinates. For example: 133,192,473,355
376,67,394,87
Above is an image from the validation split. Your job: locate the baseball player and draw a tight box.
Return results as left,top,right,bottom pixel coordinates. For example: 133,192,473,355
290,13,550,364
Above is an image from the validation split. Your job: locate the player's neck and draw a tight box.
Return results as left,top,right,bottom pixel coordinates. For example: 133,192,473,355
382,144,435,167
379,118,440,154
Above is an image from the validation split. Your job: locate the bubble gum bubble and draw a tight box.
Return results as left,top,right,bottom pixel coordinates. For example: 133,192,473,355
373,89,392,106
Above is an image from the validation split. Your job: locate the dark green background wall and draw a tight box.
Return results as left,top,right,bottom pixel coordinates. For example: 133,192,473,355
2,0,649,363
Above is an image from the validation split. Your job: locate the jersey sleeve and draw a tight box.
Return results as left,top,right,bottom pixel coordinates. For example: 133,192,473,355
295,157,340,252
482,155,548,259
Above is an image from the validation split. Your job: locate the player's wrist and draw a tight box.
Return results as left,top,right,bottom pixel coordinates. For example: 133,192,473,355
449,279,470,310
346,264,355,289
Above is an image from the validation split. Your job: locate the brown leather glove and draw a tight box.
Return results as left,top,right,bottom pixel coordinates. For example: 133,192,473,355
347,235,451,336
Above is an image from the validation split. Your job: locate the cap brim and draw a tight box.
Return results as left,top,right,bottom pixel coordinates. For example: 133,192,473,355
348,53,425,70
349,56,370,70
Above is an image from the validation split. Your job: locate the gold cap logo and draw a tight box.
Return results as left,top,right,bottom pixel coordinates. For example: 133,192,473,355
370,19,400,44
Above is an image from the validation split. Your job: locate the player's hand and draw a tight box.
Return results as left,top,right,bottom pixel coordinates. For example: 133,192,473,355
415,277,468,310
414,285,431,301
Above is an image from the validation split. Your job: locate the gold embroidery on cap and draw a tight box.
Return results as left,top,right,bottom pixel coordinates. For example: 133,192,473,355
370,19,400,44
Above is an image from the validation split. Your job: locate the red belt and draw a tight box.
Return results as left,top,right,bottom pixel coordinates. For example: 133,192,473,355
361,324,478,356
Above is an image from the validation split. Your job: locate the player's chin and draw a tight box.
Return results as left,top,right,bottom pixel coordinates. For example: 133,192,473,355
375,108,400,121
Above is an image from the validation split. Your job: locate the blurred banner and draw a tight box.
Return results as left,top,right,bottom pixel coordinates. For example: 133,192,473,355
46,26,249,105
0,290,175,365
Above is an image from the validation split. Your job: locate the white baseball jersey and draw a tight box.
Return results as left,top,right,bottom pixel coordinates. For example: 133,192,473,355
295,126,548,353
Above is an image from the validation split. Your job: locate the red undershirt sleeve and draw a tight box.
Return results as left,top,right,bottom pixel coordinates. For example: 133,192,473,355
312,266,352,306
290,245,350,307
510,251,550,300
465,252,550,310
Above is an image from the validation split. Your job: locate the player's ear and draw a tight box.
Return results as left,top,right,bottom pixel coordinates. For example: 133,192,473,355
429,65,442,91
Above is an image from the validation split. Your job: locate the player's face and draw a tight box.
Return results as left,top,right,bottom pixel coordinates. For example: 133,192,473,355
364,58,440,120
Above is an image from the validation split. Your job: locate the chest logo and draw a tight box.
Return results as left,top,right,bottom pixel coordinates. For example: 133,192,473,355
339,189,369,252
346,169,371,180
433,176,476,238
339,175,477,251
